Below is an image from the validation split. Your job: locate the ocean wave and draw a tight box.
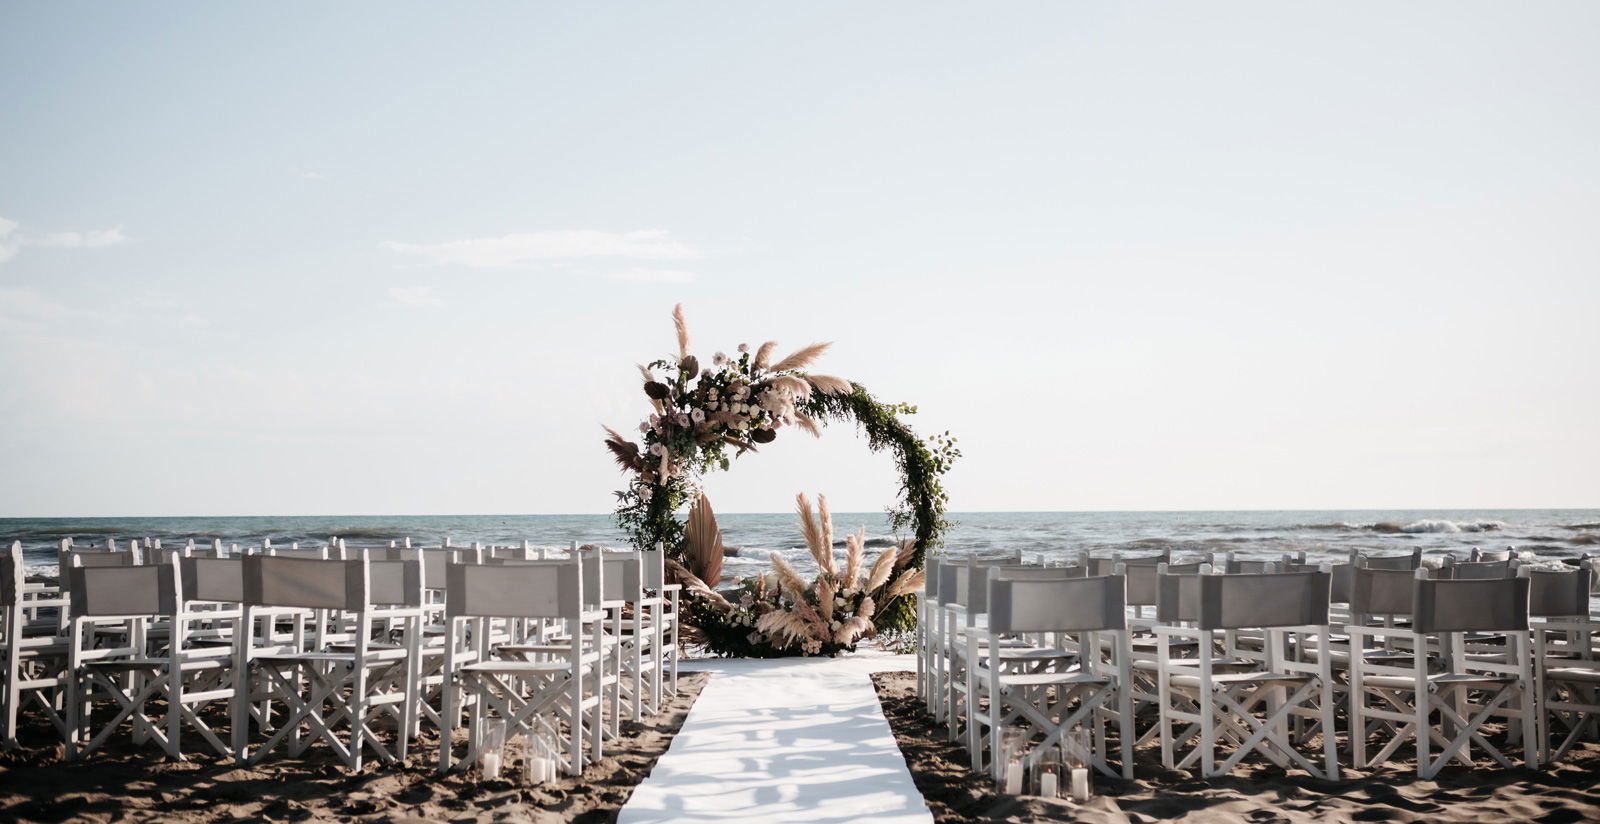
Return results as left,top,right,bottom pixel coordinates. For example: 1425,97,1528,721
1564,522,1600,530
1569,534,1600,546
1370,519,1505,534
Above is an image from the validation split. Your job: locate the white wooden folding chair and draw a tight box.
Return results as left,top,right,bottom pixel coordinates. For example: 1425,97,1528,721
955,565,1092,772
438,555,606,776
1529,562,1598,763
1348,570,1535,778
238,552,422,770
66,559,250,761
3,541,73,750
63,562,180,759
642,545,680,700
1155,571,1338,779
917,555,943,707
973,573,1135,781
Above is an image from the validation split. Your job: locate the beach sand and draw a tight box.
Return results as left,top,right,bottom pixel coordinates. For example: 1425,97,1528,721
872,670,1600,824
0,672,708,824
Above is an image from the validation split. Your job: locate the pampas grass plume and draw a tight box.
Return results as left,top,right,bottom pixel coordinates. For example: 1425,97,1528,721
769,552,808,599
867,547,898,593
672,304,691,361
754,341,779,371
770,342,831,373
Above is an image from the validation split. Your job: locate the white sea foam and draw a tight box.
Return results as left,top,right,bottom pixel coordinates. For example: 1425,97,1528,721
1398,519,1506,534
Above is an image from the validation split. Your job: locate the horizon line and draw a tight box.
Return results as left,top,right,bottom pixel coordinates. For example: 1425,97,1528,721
3,505,1597,520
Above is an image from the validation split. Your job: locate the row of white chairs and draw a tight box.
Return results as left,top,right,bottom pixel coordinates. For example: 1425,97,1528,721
1,539,681,778
917,549,1599,785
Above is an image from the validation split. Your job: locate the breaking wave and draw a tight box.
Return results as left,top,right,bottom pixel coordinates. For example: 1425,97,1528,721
1370,519,1505,534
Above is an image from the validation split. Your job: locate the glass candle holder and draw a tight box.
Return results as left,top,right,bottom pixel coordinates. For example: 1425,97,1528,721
1031,745,1063,798
480,719,507,780
1000,728,1029,795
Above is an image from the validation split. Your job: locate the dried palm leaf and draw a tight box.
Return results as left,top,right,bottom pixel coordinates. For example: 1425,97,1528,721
770,342,830,373
685,493,724,586
753,341,779,371
795,411,822,438
769,552,808,599
887,568,926,598
844,528,864,589
866,547,899,593
806,374,854,396
637,364,654,384
665,559,731,608
816,577,834,623
602,427,643,472
673,303,690,362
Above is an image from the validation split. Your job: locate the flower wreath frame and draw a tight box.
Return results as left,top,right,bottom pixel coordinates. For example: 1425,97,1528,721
604,306,958,635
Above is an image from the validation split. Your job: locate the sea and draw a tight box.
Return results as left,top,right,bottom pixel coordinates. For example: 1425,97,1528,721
6,509,1598,583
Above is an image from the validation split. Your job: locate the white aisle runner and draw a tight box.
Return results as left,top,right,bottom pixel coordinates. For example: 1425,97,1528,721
618,652,935,824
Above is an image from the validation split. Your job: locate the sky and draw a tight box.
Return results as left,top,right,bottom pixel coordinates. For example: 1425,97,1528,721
1,2,1597,517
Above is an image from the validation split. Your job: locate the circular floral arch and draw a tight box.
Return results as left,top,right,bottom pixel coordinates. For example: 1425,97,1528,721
603,306,957,632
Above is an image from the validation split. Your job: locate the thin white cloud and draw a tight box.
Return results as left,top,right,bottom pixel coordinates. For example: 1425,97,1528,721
298,171,324,181
605,267,699,284
0,287,73,330
388,286,444,307
0,218,130,263
36,227,129,248
380,229,702,268
0,218,19,263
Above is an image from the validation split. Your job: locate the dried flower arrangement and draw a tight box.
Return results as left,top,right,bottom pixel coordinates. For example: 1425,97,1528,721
671,493,925,657
602,303,957,641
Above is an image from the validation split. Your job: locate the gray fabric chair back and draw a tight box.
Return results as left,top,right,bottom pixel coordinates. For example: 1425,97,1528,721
1444,558,1517,580
1126,561,1203,607
1349,566,1419,617
244,555,368,611
64,548,142,568
1527,566,1592,618
369,559,425,607
2,541,23,607
596,550,642,603
988,574,1126,634
1156,570,1206,624
1329,563,1353,603
1413,576,1529,634
939,564,973,608
266,546,329,560
69,563,178,617
641,547,667,590
180,557,245,604
1472,548,1514,563
1354,548,1422,570
1088,549,1170,577
446,557,581,619
974,565,1079,615
1197,571,1331,630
